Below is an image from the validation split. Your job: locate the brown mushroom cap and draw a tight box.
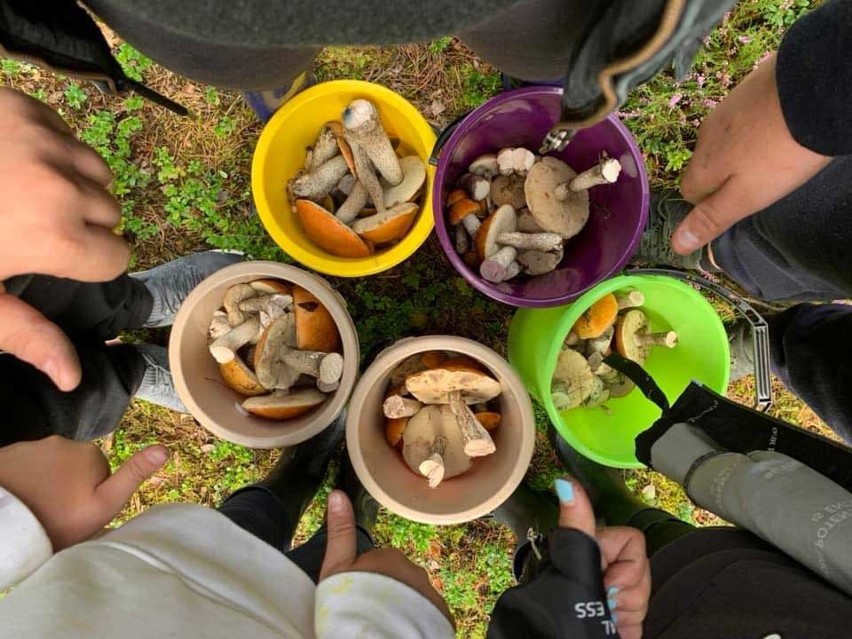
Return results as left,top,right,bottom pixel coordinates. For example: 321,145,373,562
296,199,374,258
524,157,589,240
219,355,267,396
490,174,527,209
405,364,501,404
352,202,418,245
573,293,619,339
517,247,563,275
293,285,341,353
242,388,328,420
402,404,472,480
614,309,650,364
250,279,291,295
475,204,517,262
448,198,484,225
447,189,468,207
474,411,502,431
382,156,426,208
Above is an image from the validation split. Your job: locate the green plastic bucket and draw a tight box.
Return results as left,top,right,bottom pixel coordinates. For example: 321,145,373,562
507,273,730,468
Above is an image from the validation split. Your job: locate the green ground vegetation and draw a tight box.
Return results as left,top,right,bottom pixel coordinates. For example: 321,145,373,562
0,2,833,635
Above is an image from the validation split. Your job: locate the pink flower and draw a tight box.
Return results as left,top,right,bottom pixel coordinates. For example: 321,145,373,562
703,98,718,109
695,74,706,88
738,35,753,44
668,93,683,108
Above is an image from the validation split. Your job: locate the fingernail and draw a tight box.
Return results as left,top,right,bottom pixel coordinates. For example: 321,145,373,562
674,228,700,253
329,491,346,513
607,586,620,597
611,613,618,624
554,478,574,504
608,598,618,611
146,447,169,466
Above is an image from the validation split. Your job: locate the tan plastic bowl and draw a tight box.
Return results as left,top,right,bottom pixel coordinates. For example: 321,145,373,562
346,336,536,525
169,261,359,449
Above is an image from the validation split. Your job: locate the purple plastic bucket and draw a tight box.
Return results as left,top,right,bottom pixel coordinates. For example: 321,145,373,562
432,86,649,308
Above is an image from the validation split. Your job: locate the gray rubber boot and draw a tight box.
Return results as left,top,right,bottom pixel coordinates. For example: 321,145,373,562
133,343,188,413
131,250,245,328
726,318,755,381
636,191,707,271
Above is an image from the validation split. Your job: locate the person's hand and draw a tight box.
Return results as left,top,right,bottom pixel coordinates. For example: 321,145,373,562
672,53,831,255
0,435,168,550
556,476,651,639
0,88,131,391
319,490,454,626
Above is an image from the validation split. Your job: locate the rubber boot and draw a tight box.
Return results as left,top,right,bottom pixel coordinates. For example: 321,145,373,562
334,453,380,536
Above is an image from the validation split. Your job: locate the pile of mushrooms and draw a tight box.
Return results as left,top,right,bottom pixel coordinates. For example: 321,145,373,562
208,279,343,420
289,99,427,258
551,290,678,410
382,351,503,488
447,148,622,283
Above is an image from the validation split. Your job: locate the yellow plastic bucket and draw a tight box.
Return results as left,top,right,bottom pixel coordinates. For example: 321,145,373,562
252,80,436,277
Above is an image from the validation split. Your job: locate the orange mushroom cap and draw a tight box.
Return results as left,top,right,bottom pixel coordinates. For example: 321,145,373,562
293,285,341,353
296,199,374,258
449,198,484,225
572,293,619,339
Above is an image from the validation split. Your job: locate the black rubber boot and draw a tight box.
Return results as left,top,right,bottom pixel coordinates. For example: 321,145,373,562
256,413,346,526
334,452,380,536
550,427,647,526
492,482,560,546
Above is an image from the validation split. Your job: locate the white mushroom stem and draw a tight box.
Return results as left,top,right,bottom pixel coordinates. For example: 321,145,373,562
564,332,580,347
281,349,345,384
224,283,258,327
317,379,339,393
349,142,387,216
309,125,340,173
503,260,521,281
480,245,518,283
496,231,564,252
342,99,403,186
335,181,369,224
469,154,499,179
290,155,350,200
448,391,496,457
383,394,423,419
459,173,491,201
209,317,260,364
636,331,678,348
461,214,481,239
418,435,447,488
208,310,231,341
616,290,645,310
497,148,536,176
557,157,622,197
454,224,470,254
238,294,293,315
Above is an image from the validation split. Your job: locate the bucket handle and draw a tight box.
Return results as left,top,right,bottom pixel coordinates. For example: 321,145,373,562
428,110,471,167
628,267,772,412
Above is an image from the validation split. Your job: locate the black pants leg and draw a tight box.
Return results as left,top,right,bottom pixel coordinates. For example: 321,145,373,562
711,157,852,303
218,487,374,583
0,274,153,446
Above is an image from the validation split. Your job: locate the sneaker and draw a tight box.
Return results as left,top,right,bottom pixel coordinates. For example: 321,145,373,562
635,191,706,271
133,343,188,413
131,250,245,328
243,71,316,122
726,318,755,381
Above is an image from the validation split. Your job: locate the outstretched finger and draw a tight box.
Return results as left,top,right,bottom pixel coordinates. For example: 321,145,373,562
0,290,81,391
671,177,752,255
319,490,359,581
555,476,597,538
95,445,169,514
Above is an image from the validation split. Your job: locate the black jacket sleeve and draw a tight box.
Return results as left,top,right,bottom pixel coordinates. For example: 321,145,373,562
487,529,617,639
776,0,852,156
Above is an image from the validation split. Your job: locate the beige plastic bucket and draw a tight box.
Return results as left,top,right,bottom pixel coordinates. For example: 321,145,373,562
346,336,536,525
169,261,359,449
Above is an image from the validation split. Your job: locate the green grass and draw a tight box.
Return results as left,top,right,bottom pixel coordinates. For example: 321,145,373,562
0,2,834,635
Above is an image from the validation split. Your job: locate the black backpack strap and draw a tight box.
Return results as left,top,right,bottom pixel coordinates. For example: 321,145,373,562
0,0,188,116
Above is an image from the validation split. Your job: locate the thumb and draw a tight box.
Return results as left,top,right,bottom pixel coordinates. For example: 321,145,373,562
671,179,749,255
0,290,81,391
555,476,597,538
94,445,169,514
319,490,358,581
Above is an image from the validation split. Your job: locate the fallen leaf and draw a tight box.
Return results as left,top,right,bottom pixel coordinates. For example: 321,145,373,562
430,100,446,117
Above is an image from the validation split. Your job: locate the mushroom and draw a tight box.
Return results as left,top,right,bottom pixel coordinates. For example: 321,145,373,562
448,390,496,457
615,310,679,365
390,354,429,386
564,331,580,347
219,355,267,396
496,231,564,252
290,155,350,201
497,147,536,176
474,411,501,431
349,140,390,216
475,205,518,283
295,199,374,258
449,198,485,238
293,286,341,353
342,99,403,186
516,207,544,233
280,349,344,385
209,317,261,364
242,388,328,420
557,157,622,197
223,284,258,327
382,156,426,208
208,310,231,341
317,379,340,394
254,315,301,390
402,404,472,487
454,224,470,254
490,174,527,209
551,348,596,410
335,181,370,224
250,279,291,295
616,290,645,310
385,416,409,447
447,188,468,207
308,123,341,173
586,326,614,356
459,173,491,202
238,293,293,321
418,435,447,488
572,293,618,339
517,247,563,275
584,376,610,408
405,362,501,405
525,156,589,240
352,202,418,244
468,154,499,179
336,173,357,197
384,394,423,419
